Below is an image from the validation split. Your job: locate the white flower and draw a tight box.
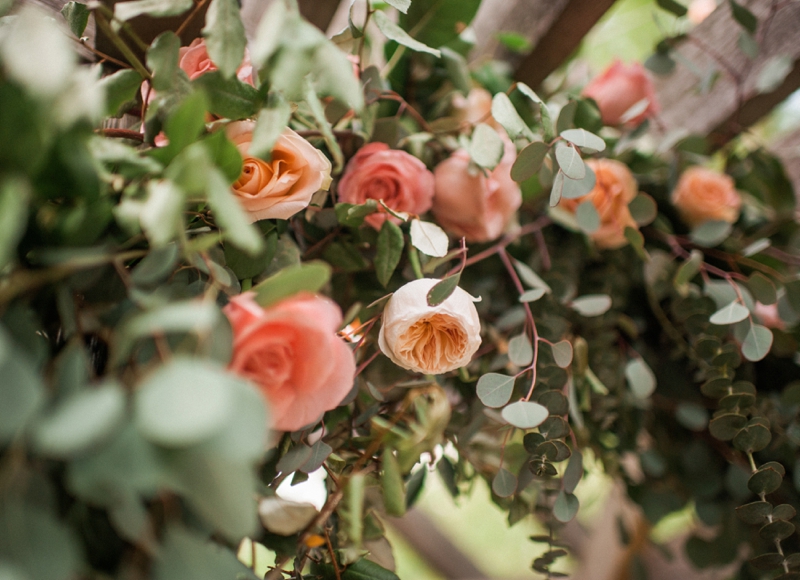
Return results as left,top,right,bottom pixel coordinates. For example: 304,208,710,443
378,278,482,375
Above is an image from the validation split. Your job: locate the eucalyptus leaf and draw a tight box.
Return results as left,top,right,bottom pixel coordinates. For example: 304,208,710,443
114,0,192,21
206,167,264,256
249,99,292,160
551,340,573,369
0,176,29,271
690,220,732,247
373,10,440,57
513,259,551,293
381,448,406,517
491,92,531,139
519,288,546,303
385,0,411,13
427,273,461,307
147,32,180,92
251,261,332,308
553,490,579,523
61,2,90,37
501,401,549,429
375,221,404,287
560,128,605,153
511,141,549,182
709,301,750,325
575,200,600,234
742,324,773,362
560,164,596,200
729,0,758,33
469,123,504,170
563,451,583,493
570,294,612,317
492,468,517,498
554,142,585,180
628,193,657,226
410,219,449,257
508,333,533,367
625,358,656,399
756,55,793,94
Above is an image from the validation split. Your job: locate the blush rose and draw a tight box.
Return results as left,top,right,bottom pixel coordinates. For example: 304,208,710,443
337,143,435,229
561,159,639,250
432,140,522,242
670,166,742,227
226,120,332,222
378,278,481,375
451,88,502,131
582,60,660,126
223,292,356,432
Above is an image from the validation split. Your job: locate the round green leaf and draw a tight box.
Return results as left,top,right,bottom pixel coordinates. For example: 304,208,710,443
559,128,605,152
760,520,795,542
551,340,573,369
733,423,771,453
491,92,530,139
519,288,546,303
709,413,747,441
135,358,235,447
492,468,517,498
746,272,777,305
469,123,504,170
742,324,773,362
748,467,783,495
675,402,708,431
508,333,533,367
477,373,515,408
553,490,579,523
690,220,732,247
409,219,449,258
625,358,656,399
628,193,657,226
570,294,612,317
736,501,772,525
563,450,583,493
773,504,797,521
511,141,549,182
749,553,785,571
501,401,549,429
537,391,569,416
554,142,585,180
709,301,750,325
539,416,569,439
575,200,600,234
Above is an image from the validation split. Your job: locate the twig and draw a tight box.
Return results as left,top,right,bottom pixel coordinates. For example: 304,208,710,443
98,128,145,142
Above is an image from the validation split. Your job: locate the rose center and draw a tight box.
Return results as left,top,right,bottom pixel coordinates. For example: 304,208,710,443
396,314,468,371
243,343,294,389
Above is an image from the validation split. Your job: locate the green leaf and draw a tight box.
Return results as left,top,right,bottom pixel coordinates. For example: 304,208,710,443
554,142,585,180
0,328,45,444
492,468,517,498
194,71,260,120
736,501,772,525
773,504,796,521
248,99,291,158
559,128,605,153
501,401,549,429
154,526,258,580
739,31,759,59
553,490,579,522
742,323,773,362
385,0,411,13
440,47,471,94
570,294,612,317
312,42,365,111
203,130,243,183
760,520,795,542
625,358,656,399
513,259,551,293
511,141,549,182
477,374,515,408
114,0,192,21
300,440,333,473
375,221,405,287
250,1,287,68
347,472,365,545
147,32,180,92
551,340,573,368
746,272,777,305
709,413,747,441
674,249,703,287
537,392,569,416
276,444,312,473
756,55,793,93
469,123,504,170
709,300,750,325
575,200,600,234
99,69,143,117
342,557,400,580
519,288,546,303
206,167,264,255
251,261,332,308
729,0,758,33
374,10,440,57
135,358,236,447
381,448,406,517
656,0,688,17
733,423,771,453
563,451,583,493
628,193,657,226
491,92,532,139
61,2,90,37
426,273,461,307
303,79,344,173
153,91,209,164
203,0,246,79
556,100,577,133
410,219,449,257
0,176,29,271
496,32,531,53
559,164,596,200
675,402,708,431
33,381,126,458
400,0,481,50
508,333,533,366
645,52,676,76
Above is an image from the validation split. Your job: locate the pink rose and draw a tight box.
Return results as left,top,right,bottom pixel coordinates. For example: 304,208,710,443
337,143,435,229
754,302,785,331
431,141,522,242
226,121,332,222
452,88,502,131
582,60,660,126
223,292,356,432
688,0,716,24
179,38,255,85
560,159,639,250
670,166,741,227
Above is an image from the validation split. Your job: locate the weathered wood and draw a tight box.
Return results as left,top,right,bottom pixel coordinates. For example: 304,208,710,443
651,0,800,146
513,0,618,90
770,128,800,205
469,0,569,65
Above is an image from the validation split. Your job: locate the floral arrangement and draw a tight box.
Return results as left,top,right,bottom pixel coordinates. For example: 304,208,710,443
0,0,799,579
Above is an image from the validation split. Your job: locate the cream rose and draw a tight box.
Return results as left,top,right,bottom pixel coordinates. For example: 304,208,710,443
560,159,639,249
670,166,742,227
582,60,660,126
226,121,332,222
378,278,481,375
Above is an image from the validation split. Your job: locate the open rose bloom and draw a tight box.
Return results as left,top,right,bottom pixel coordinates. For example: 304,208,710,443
337,143,435,228
226,121,332,221
670,166,742,227
582,60,660,126
379,278,482,375
561,159,639,249
223,292,356,432
432,140,522,242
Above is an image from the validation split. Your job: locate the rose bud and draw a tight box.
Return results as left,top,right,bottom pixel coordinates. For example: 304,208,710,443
582,60,660,126
378,278,481,375
670,166,742,227
560,159,639,250
226,121,332,222
337,143,435,229
223,292,356,432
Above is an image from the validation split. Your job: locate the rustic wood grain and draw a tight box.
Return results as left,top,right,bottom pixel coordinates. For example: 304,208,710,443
650,0,800,146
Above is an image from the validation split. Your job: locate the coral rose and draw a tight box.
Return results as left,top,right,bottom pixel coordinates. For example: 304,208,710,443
670,166,742,227
179,38,255,85
452,88,501,131
582,60,660,126
337,143,435,229
432,141,522,242
378,278,481,375
223,292,356,432
561,159,639,250
226,121,332,222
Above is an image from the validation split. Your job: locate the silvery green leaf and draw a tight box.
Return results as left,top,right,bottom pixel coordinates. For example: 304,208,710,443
410,219,448,257
373,10,440,57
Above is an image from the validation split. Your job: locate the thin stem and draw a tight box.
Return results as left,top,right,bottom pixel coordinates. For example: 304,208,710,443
176,0,211,37
70,36,130,68
94,11,152,80
99,128,145,142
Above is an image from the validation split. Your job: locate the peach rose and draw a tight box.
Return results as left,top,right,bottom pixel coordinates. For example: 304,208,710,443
688,0,716,24
223,292,356,432
337,143,435,229
378,278,481,375
226,121,332,222
179,38,255,85
670,166,741,227
561,159,639,250
432,141,521,242
452,88,501,131
582,60,660,126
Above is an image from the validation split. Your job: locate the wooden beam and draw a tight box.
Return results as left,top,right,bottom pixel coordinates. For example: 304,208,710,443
513,0,618,90
297,0,342,32
651,0,800,147
770,128,800,206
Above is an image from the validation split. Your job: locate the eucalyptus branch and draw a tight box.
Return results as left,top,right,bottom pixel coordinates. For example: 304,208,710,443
93,11,152,81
